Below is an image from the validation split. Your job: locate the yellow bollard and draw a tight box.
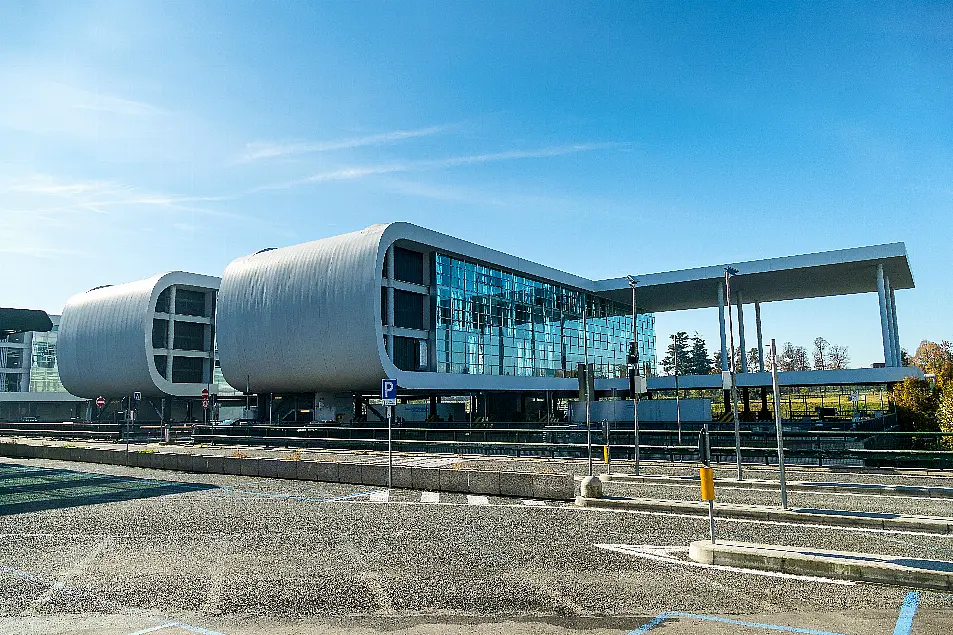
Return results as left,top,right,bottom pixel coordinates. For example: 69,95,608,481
700,466,715,501
700,466,716,543
603,445,609,463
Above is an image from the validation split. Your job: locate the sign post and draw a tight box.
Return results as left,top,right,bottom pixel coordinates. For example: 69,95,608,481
201,388,210,426
382,379,397,488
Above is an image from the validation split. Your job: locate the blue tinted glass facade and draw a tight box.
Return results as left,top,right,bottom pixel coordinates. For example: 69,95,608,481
434,255,655,378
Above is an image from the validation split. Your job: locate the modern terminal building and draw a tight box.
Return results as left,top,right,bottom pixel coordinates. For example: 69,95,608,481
57,271,221,422
42,221,920,424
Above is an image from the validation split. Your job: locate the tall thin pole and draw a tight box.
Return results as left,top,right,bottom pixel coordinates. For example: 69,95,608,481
725,268,743,480
674,334,682,445
770,339,788,509
629,278,641,476
387,404,393,489
583,300,592,477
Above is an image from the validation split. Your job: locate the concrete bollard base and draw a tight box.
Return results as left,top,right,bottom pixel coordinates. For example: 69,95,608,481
580,475,603,498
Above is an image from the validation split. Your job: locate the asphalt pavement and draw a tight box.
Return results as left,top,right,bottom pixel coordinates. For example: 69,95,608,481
1,456,952,634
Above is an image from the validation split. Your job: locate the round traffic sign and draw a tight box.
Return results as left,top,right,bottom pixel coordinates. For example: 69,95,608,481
201,388,209,398
96,396,105,408
202,398,209,409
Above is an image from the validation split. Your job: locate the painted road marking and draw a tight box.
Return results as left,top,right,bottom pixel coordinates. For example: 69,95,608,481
420,491,440,504
892,591,920,635
596,544,855,586
127,621,226,635
627,611,849,634
522,500,548,506
627,591,920,635
467,495,490,506
370,490,390,503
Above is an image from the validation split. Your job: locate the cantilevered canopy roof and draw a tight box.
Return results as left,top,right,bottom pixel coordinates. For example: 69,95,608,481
0,308,53,336
594,243,913,313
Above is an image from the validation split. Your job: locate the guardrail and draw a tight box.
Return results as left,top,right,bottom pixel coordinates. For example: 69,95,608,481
3,419,950,468
188,421,953,468
0,421,192,442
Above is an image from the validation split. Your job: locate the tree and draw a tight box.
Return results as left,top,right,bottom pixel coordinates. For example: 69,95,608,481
912,340,953,387
937,384,953,450
661,331,691,375
892,377,938,433
812,337,829,371
747,347,761,371
778,342,810,372
828,344,849,370
687,333,712,376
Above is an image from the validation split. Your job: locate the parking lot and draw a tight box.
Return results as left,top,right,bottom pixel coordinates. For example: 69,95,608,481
1,456,952,634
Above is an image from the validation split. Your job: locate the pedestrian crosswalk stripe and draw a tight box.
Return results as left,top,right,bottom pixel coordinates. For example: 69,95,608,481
466,495,490,506
369,490,390,503
420,491,440,504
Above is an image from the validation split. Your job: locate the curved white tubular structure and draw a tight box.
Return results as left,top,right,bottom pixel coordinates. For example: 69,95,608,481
217,222,609,393
58,272,220,398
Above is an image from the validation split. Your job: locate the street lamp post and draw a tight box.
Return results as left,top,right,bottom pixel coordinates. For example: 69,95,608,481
724,267,743,480
627,276,640,476
672,333,683,445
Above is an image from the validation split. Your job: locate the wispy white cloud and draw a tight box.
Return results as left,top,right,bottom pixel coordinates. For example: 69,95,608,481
251,142,631,192
237,124,455,163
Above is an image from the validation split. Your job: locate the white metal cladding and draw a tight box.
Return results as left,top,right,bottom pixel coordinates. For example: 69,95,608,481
216,222,603,393
57,272,220,399
217,224,391,393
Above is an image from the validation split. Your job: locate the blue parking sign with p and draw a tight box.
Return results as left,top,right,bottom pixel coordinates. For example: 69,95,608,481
381,379,397,404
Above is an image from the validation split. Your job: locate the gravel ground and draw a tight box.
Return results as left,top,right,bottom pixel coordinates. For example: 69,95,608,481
1,456,953,634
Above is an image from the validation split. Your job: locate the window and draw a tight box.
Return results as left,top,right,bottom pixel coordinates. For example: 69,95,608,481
173,321,206,351
393,247,425,285
392,337,421,371
3,374,21,392
152,319,169,348
174,289,207,317
3,349,22,369
154,355,168,378
155,288,171,313
171,356,204,384
432,254,656,378
394,290,425,330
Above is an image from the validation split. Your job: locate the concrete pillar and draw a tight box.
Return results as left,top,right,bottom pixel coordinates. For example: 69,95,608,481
876,264,894,367
737,292,747,373
718,283,728,371
889,282,901,366
754,302,765,372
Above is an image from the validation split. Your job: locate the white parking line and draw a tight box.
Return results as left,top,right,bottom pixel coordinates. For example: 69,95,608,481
420,491,440,504
369,490,390,503
522,500,548,506
596,544,855,586
467,495,490,506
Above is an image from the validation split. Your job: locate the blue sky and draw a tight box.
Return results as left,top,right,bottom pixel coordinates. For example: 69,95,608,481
2,1,951,368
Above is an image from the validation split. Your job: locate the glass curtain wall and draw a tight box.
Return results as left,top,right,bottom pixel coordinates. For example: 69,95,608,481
434,254,655,379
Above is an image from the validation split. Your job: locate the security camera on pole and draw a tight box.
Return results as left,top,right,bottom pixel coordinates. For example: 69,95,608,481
724,266,744,481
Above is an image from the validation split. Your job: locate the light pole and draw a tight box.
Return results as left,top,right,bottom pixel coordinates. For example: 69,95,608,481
672,333,683,445
724,266,743,480
626,276,641,476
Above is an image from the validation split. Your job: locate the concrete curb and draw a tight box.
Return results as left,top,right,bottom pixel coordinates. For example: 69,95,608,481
608,473,953,499
689,539,953,591
0,441,574,501
574,496,953,534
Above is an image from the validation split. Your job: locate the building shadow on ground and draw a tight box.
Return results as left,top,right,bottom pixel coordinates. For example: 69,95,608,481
0,462,216,516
